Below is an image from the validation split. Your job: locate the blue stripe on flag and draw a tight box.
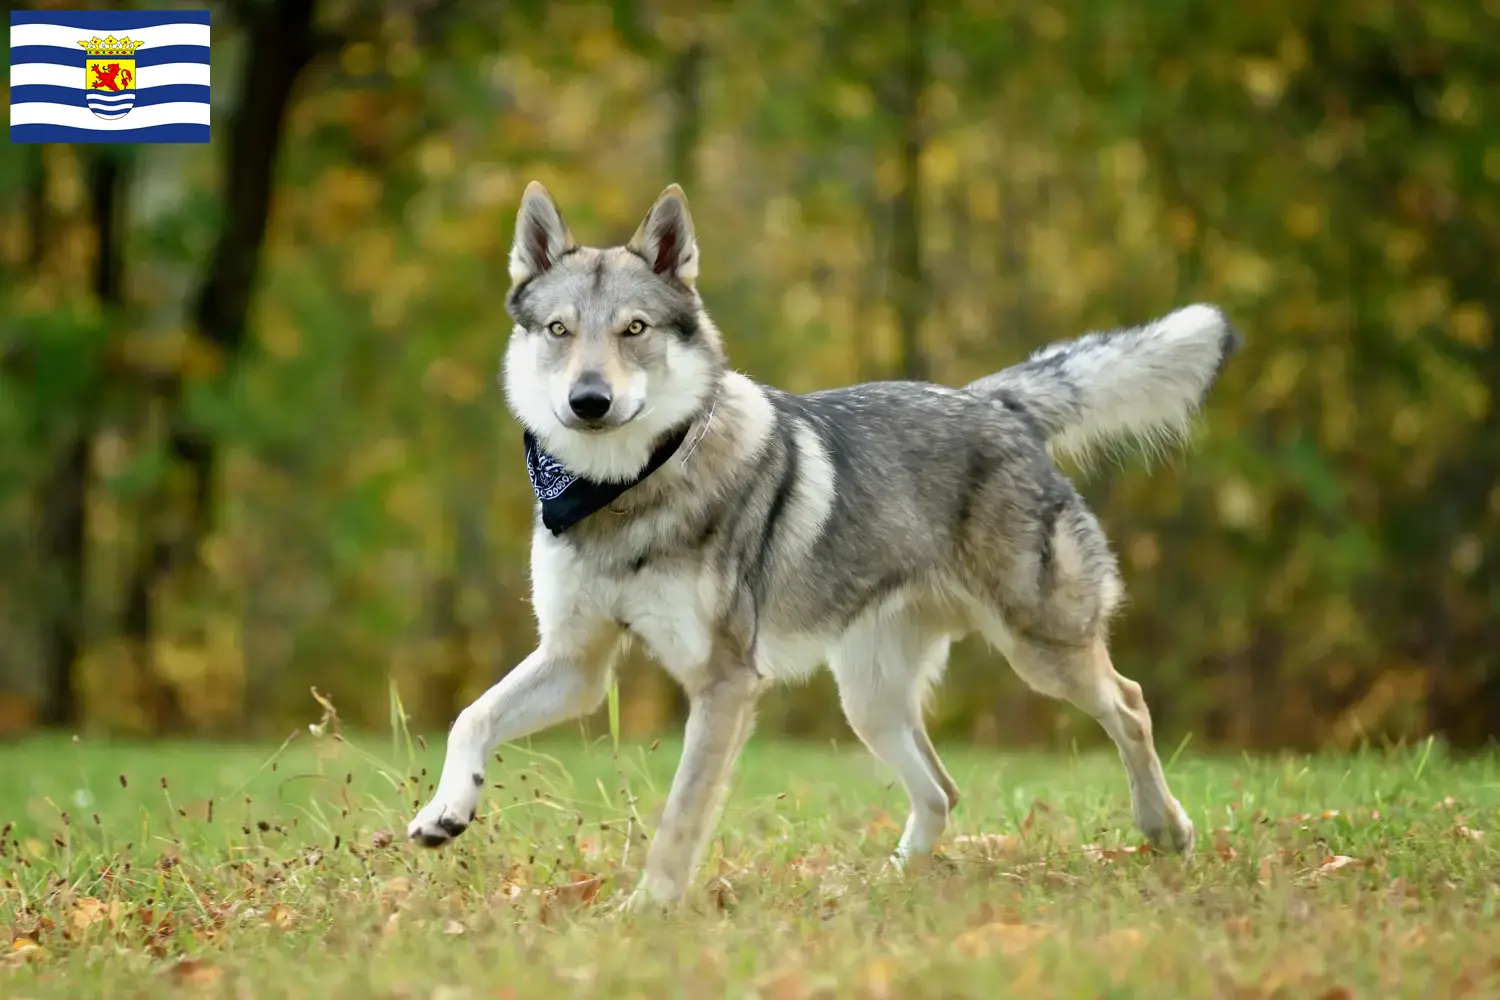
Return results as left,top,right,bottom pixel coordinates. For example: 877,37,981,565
9,11,210,29
10,122,210,144
11,84,211,107
10,44,211,68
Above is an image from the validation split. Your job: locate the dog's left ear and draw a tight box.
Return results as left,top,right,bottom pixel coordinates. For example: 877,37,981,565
628,185,698,284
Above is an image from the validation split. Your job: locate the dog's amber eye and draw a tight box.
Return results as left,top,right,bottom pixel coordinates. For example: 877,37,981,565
547,321,568,337
624,319,646,337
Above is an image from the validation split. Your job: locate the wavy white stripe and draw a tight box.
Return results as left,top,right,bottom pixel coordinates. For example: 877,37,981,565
10,22,209,51
9,62,210,89
9,102,209,129
86,92,136,104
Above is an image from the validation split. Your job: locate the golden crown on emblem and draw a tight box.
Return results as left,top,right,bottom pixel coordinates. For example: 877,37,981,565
78,35,145,57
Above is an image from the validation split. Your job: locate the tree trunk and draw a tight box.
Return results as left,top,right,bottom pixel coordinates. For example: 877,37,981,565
122,0,321,733
666,39,706,191
24,145,48,273
37,150,128,727
888,0,928,382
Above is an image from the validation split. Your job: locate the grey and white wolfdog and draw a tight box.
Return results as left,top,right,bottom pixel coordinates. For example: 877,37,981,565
408,182,1240,909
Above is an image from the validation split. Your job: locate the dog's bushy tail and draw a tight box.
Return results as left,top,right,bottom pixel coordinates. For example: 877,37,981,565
966,304,1241,463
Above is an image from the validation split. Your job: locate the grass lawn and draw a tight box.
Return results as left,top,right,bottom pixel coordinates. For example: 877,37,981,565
0,725,1497,998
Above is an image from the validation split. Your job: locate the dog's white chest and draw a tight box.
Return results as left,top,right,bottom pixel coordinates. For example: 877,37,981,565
616,570,716,684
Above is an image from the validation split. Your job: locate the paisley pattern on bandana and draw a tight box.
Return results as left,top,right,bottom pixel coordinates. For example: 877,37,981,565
525,436,579,501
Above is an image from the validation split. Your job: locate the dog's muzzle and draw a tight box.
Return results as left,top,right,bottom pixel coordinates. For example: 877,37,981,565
568,373,613,423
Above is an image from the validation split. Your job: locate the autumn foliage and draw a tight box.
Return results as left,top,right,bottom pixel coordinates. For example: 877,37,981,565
0,1,1497,749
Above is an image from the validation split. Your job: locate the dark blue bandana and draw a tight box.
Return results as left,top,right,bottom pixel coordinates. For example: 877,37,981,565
523,427,691,536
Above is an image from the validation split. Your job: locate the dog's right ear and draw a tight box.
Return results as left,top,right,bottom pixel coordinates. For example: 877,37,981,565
509,181,576,284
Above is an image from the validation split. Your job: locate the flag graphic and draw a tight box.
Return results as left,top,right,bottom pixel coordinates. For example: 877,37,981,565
10,9,210,144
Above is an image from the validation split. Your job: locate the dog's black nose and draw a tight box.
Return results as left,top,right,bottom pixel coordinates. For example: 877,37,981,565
568,379,613,422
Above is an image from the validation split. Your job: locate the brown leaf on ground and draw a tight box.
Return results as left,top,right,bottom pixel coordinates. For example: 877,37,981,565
3,937,44,966
1315,987,1355,1000
1223,915,1254,940
380,875,413,909
167,957,223,986
266,903,295,929
1020,800,1053,835
1257,849,1301,886
1098,927,1148,956
953,920,1052,958
756,966,810,1000
551,875,605,908
951,833,1024,859
963,901,1026,928
864,809,902,838
69,897,126,932
1082,843,1151,863
708,875,736,912
1301,854,1361,884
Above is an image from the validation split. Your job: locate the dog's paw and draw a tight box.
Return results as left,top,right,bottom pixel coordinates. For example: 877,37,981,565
617,887,674,916
1142,799,1196,858
407,786,480,848
884,848,954,877
617,872,684,915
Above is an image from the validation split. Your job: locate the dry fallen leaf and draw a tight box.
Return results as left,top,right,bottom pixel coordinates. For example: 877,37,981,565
553,874,605,908
1083,843,1151,864
756,967,810,1000
1315,987,1355,1000
1300,855,1362,886
951,833,1024,859
443,919,466,936
3,937,44,966
266,903,295,930
69,897,125,932
1258,849,1301,886
1098,927,1148,956
168,957,224,986
953,920,1052,958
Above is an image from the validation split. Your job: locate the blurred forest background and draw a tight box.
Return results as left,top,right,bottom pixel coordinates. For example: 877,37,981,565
2,0,1497,752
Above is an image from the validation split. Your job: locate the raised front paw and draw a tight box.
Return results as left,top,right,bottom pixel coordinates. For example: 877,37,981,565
407,782,480,848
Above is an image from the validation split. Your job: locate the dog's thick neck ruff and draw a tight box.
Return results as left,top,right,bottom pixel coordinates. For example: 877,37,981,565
524,425,691,535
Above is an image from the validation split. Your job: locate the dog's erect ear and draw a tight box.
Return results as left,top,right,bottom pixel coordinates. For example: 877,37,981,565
509,181,576,284
627,184,698,283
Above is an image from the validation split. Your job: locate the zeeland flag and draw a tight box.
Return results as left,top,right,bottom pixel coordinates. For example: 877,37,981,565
10,9,210,143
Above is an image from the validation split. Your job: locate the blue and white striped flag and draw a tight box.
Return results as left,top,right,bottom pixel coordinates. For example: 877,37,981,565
10,9,210,144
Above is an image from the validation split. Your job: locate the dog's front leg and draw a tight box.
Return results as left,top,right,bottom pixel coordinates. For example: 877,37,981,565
408,641,617,847
626,664,762,909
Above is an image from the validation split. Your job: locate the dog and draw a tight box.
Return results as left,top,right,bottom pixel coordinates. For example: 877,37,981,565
408,182,1240,909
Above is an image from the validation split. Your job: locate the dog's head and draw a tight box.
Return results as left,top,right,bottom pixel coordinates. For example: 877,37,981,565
502,183,724,482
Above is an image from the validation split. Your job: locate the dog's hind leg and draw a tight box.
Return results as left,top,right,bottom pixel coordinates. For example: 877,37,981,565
967,482,1195,856
830,620,959,867
997,632,1194,855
